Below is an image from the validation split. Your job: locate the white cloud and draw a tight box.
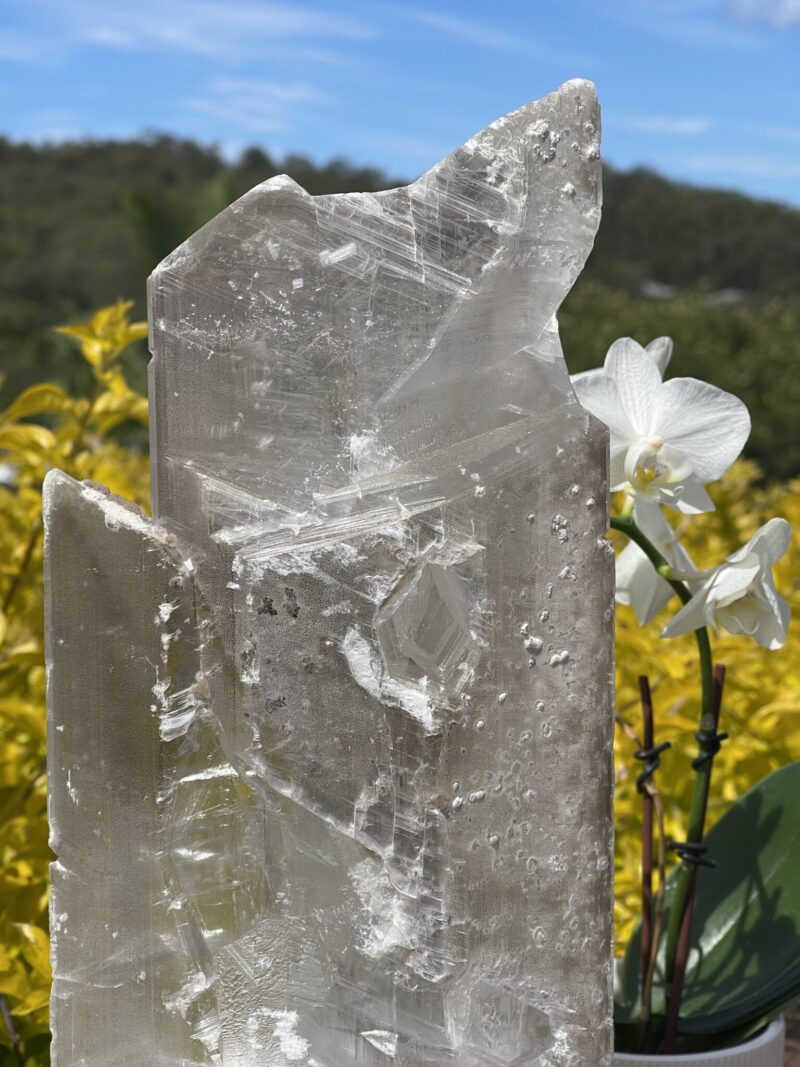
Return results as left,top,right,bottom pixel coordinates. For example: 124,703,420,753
367,134,450,161
602,0,764,48
21,109,86,143
733,0,800,26
0,31,46,62
611,114,712,135
188,79,332,134
685,152,800,178
26,0,376,59
383,4,590,63
390,7,529,51
761,124,800,143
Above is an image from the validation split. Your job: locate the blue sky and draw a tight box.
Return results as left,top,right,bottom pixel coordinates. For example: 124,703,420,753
3,0,800,205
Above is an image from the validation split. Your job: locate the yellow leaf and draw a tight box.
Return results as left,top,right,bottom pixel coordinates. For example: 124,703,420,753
0,699,45,735
1,384,71,422
0,639,42,671
12,984,50,1016
56,301,146,375
92,300,134,335
125,321,148,344
12,923,51,979
0,424,56,455
56,324,106,368
0,964,29,1000
98,369,130,396
92,389,149,432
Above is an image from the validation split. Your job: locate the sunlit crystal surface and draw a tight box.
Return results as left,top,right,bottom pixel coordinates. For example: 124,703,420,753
46,80,614,1066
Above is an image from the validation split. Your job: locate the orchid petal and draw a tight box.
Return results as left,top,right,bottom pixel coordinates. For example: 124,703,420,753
657,445,694,482
631,560,673,625
725,592,789,649
672,478,715,515
604,344,662,436
616,541,674,625
633,499,673,544
570,367,604,385
752,568,787,634
640,504,698,577
609,446,630,491
706,556,761,607
718,598,763,637
764,595,791,650
663,518,791,648
571,373,636,443
614,542,642,606
747,517,792,565
649,377,750,483
604,337,650,367
623,440,654,483
617,502,687,626
645,337,673,377
661,587,712,638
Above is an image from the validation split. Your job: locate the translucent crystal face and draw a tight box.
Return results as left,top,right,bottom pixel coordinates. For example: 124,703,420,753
447,983,555,1067
375,561,482,694
47,80,614,1067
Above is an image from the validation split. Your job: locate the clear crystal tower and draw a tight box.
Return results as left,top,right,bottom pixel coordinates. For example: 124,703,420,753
46,80,614,1066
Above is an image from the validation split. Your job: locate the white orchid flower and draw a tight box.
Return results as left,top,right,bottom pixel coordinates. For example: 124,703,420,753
616,501,697,625
572,335,673,386
662,518,791,649
572,338,750,513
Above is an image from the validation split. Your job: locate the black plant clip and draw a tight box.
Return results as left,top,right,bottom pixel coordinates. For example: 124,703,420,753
634,740,671,793
691,727,729,769
668,839,716,868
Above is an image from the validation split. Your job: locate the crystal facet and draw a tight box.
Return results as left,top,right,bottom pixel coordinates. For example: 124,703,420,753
47,79,614,1066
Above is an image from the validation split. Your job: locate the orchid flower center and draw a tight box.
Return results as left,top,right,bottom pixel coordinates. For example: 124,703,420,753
625,434,693,497
629,445,672,489
631,462,660,488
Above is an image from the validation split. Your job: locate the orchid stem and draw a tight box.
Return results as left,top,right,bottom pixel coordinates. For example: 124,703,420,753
638,677,655,1047
663,871,697,1053
610,514,717,1025
661,665,727,1053
615,701,670,1054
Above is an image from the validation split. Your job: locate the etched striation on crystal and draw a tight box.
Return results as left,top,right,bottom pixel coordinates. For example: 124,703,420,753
46,79,615,1065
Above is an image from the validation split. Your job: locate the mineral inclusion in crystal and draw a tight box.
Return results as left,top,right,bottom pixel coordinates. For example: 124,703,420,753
46,79,614,1066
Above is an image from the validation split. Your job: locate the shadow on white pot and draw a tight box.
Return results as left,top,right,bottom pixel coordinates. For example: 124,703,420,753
614,1016,785,1066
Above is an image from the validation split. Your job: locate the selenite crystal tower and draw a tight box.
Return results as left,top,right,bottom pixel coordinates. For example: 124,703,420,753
45,80,614,1066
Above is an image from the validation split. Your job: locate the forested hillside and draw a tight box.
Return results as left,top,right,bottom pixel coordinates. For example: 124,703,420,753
1,136,799,476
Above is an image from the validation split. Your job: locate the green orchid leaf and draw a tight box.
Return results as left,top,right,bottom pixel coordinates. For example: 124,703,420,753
615,761,800,1037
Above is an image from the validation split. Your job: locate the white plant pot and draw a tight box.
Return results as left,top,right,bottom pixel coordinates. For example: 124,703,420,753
613,1016,785,1066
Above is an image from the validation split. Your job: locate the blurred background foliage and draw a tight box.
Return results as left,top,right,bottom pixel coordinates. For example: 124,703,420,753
0,305,150,1065
0,142,798,1063
1,137,800,478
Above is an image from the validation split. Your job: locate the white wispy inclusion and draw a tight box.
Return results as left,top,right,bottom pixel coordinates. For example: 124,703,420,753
47,81,615,1066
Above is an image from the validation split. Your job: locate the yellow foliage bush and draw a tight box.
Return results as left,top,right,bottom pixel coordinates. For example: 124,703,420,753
613,466,800,949
0,303,796,1062
0,303,149,1064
